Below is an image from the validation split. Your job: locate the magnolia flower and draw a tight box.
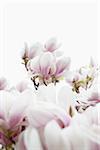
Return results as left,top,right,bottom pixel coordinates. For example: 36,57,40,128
74,81,100,112
21,39,71,89
57,81,100,113
44,38,64,57
21,43,43,60
44,38,61,53
27,52,56,78
21,42,43,70
27,53,71,89
27,52,56,88
16,101,71,150
70,103,100,149
0,90,35,149
66,58,99,93
15,100,100,150
44,104,100,150
0,77,7,90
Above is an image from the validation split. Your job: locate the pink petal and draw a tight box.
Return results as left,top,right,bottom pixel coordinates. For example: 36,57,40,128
39,52,55,76
9,90,34,128
16,81,29,93
55,57,71,77
0,77,7,90
44,38,60,52
28,109,55,128
16,132,27,150
28,102,71,128
9,114,23,129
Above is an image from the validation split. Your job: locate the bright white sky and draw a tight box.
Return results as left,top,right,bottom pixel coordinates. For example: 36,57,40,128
0,0,100,85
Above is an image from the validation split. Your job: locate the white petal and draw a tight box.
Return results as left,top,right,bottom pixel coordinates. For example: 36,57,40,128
0,91,15,120
24,127,43,150
29,43,43,59
36,84,56,103
54,50,63,57
9,90,35,127
55,57,71,77
61,125,90,150
21,42,29,59
44,120,62,150
90,57,97,68
58,85,75,114
16,81,29,93
27,56,40,73
39,52,55,75
28,101,70,128
28,108,54,128
44,38,61,52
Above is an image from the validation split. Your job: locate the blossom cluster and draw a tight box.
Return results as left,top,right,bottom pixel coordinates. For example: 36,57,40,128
21,38,70,89
0,38,100,150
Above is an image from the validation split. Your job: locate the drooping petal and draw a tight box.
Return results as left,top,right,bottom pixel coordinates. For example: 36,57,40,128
44,120,62,150
28,101,70,128
61,124,89,150
15,131,27,150
17,127,43,150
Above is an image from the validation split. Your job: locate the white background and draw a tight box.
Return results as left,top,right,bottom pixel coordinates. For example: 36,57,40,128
0,0,100,85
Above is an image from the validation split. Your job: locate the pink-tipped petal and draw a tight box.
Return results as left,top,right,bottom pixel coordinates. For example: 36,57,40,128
28,43,43,59
0,77,7,90
16,81,29,93
55,57,71,77
39,52,55,76
28,101,70,128
44,38,60,52
16,132,27,150
9,90,35,128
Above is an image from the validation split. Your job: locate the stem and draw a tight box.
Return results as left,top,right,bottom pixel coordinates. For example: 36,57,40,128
31,77,39,90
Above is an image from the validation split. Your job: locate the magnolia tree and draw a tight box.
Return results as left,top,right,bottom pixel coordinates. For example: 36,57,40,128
0,38,100,150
